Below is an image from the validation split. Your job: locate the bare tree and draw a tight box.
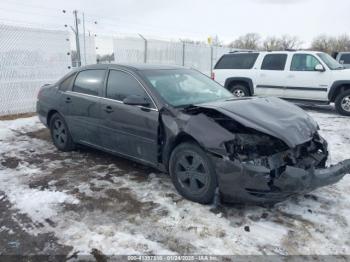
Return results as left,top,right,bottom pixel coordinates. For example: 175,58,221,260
279,35,302,50
334,34,350,52
311,34,350,54
311,35,335,53
262,36,282,51
97,53,115,64
230,33,260,50
261,35,301,51
180,39,207,45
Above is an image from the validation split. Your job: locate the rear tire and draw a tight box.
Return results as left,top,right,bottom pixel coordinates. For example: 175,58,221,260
230,84,249,97
169,142,217,204
49,113,75,151
335,90,350,116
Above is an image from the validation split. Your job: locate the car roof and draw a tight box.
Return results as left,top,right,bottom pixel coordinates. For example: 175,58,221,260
225,50,325,55
76,63,185,72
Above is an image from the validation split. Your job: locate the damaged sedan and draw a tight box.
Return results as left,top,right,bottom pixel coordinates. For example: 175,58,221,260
37,64,350,204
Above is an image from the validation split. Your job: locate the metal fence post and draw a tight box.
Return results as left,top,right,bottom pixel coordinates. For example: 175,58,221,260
82,12,87,66
139,34,147,63
210,45,214,75
73,10,81,67
182,41,185,66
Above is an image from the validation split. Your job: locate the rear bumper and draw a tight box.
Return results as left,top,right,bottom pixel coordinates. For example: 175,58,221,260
36,101,48,127
214,157,350,204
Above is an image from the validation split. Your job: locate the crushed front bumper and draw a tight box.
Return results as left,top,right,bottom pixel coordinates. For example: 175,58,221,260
214,157,350,204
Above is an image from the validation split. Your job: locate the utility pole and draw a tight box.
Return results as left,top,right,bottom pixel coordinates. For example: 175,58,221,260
82,12,87,66
72,10,81,67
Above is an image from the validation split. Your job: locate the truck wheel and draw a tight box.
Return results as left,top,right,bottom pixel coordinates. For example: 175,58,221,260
335,90,350,116
169,142,217,204
230,84,249,97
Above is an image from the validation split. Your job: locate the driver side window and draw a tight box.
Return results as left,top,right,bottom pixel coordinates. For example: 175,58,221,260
106,70,154,108
291,54,320,71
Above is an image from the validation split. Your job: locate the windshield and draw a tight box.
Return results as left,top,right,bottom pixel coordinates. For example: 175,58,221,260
141,69,233,107
317,53,344,70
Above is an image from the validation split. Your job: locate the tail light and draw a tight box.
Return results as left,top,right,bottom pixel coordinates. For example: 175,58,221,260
37,88,43,100
37,84,51,100
37,84,48,100
211,72,215,80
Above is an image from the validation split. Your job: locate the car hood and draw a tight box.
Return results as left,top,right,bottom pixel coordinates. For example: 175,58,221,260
196,97,318,148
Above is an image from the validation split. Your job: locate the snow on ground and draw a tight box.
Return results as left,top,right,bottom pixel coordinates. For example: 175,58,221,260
0,106,350,257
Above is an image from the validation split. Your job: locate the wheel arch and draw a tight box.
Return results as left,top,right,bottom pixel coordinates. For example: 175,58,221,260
47,109,60,126
224,77,254,96
329,81,350,102
163,132,202,172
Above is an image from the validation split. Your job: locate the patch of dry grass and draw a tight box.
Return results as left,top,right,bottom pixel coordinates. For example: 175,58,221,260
0,112,36,121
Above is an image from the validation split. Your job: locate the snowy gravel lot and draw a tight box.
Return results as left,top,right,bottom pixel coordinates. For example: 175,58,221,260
0,106,350,258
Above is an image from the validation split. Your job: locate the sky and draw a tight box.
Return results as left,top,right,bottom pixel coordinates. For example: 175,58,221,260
0,0,350,48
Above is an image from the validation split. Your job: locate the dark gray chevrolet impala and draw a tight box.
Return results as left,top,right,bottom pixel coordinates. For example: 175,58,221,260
37,64,350,204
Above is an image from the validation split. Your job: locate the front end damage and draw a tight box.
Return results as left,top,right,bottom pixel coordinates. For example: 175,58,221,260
218,132,349,203
162,97,350,204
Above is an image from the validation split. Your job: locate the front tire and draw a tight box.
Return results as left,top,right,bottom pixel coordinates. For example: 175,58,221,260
49,113,75,151
169,142,217,204
230,84,249,97
335,90,350,116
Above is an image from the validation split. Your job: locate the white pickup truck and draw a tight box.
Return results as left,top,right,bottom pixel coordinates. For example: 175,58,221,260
212,51,350,116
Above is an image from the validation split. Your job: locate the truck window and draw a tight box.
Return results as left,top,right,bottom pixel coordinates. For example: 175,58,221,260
261,54,287,71
340,54,350,64
214,53,259,69
291,54,320,71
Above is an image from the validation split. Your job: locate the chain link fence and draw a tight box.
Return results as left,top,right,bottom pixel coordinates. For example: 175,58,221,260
0,23,231,116
113,36,231,76
0,23,71,116
79,34,97,66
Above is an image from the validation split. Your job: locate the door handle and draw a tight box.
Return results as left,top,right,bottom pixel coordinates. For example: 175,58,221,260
104,105,114,113
65,97,72,103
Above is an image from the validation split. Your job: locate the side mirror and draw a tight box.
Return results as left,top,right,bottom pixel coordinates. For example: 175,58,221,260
315,64,325,72
123,95,150,107
340,60,345,64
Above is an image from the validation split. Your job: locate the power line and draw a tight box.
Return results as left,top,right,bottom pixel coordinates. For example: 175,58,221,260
1,0,68,13
0,2,222,41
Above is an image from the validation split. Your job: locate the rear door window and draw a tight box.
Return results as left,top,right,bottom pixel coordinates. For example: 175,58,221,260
73,70,106,96
214,53,259,69
59,73,76,91
261,54,287,71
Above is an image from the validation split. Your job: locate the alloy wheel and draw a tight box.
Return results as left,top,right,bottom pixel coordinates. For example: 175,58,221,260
52,119,67,146
341,95,350,112
174,152,210,195
233,89,246,97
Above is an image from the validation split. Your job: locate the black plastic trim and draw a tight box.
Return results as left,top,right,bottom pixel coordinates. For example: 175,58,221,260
328,81,350,101
256,85,327,91
224,77,254,95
